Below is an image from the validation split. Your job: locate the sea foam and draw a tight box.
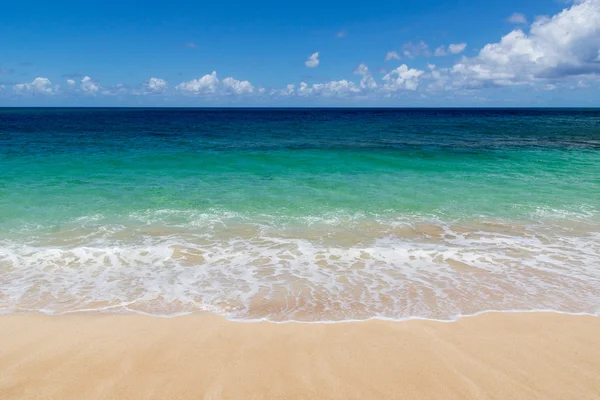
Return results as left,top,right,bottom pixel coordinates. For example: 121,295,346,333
1,216,599,322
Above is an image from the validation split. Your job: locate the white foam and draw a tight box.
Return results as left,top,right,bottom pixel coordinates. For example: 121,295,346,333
1,217,599,322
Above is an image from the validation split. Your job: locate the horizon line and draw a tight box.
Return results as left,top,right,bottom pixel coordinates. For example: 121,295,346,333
1,106,600,110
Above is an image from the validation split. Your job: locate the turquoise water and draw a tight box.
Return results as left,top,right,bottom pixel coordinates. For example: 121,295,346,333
1,108,600,320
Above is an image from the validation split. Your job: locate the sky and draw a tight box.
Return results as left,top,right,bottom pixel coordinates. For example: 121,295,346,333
0,0,599,107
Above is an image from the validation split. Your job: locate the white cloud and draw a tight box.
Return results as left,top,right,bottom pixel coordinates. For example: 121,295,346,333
450,0,600,87
507,12,528,24
279,63,380,98
81,76,100,94
425,64,451,91
66,79,75,86
270,84,295,97
434,46,447,57
382,64,425,91
297,82,311,96
449,43,467,54
282,84,295,96
305,52,320,68
176,71,219,94
435,43,466,57
402,41,431,58
298,80,361,97
176,72,254,96
222,77,254,94
14,77,56,94
354,63,377,89
385,51,401,61
145,77,168,93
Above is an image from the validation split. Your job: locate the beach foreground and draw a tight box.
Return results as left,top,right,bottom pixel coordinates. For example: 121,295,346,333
1,313,599,400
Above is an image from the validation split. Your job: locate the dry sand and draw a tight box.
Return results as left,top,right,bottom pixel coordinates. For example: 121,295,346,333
1,312,599,400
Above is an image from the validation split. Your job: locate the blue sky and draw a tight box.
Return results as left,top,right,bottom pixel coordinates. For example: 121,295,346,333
1,0,599,106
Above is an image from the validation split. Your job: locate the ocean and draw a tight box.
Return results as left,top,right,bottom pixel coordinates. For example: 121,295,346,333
1,108,599,321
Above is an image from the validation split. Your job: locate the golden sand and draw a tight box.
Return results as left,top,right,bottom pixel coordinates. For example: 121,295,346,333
1,312,599,400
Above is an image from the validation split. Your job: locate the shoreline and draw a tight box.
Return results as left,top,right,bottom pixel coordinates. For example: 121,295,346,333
2,311,599,399
2,307,599,324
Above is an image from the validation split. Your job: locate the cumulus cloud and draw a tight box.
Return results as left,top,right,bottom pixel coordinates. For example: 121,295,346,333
145,77,168,94
222,77,254,94
176,71,220,94
507,12,528,24
354,63,377,89
81,76,100,94
305,52,320,68
273,62,425,98
176,71,254,95
15,75,103,95
382,64,425,91
449,0,600,87
281,84,295,96
385,51,401,61
449,43,467,54
14,77,56,94
297,80,361,97
435,43,466,56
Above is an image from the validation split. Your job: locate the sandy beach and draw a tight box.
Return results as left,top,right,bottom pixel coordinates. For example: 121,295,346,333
1,312,599,400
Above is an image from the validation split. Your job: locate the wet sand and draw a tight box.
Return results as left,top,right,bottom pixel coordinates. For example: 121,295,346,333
1,312,599,400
